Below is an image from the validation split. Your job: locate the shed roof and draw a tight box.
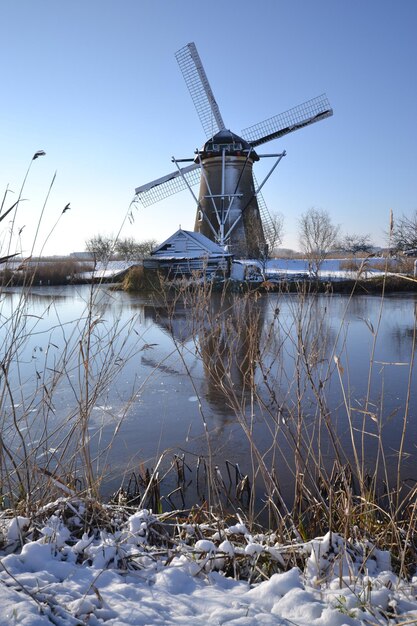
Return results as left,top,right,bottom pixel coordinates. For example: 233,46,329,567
152,229,231,258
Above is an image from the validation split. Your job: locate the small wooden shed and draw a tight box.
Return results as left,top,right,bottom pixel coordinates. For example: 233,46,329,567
144,229,231,277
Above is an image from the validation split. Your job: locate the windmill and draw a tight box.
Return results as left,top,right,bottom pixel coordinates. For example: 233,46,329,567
134,42,333,258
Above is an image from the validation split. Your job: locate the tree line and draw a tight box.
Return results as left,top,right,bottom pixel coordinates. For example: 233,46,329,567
85,207,417,270
85,235,157,263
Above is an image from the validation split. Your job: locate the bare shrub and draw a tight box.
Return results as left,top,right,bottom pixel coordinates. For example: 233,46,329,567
396,256,416,274
339,259,362,272
123,265,147,291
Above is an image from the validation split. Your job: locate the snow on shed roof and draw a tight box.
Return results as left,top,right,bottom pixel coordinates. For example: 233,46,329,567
152,229,231,258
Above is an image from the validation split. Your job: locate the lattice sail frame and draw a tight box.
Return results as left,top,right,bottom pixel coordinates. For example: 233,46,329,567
134,43,333,241
252,173,279,250
175,42,226,139
241,94,332,147
134,164,200,207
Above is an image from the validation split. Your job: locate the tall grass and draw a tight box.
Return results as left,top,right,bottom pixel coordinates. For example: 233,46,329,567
158,275,417,573
0,155,148,513
0,258,93,286
2,158,417,579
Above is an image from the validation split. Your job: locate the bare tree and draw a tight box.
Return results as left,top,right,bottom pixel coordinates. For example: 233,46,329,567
339,233,373,255
391,210,417,251
85,235,115,263
298,208,339,277
136,239,158,257
86,236,158,264
116,238,158,261
114,237,142,262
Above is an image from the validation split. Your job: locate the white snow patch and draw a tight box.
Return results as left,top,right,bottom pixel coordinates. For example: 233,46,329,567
0,508,416,625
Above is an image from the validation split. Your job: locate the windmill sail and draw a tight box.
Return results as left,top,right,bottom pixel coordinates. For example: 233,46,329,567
135,164,200,207
241,94,333,147
252,173,279,250
134,43,333,258
175,42,226,139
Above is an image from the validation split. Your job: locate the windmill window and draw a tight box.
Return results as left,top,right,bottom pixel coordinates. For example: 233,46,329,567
206,142,242,153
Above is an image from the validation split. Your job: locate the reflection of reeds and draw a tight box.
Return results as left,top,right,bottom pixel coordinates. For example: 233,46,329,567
161,274,417,573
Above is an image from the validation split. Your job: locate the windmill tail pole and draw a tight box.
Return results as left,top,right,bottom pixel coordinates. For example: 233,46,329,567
171,157,200,205
254,151,286,195
227,152,286,238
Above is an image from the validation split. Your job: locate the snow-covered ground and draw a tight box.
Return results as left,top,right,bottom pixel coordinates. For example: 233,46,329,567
78,261,138,281
1,501,416,625
238,258,393,282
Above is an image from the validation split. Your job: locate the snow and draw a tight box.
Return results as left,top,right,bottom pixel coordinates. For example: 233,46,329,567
78,260,138,281
76,256,396,283
239,257,394,281
1,502,417,625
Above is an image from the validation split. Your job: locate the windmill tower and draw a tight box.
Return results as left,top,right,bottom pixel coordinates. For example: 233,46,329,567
134,42,333,258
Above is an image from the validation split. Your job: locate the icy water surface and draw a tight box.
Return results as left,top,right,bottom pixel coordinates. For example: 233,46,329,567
2,284,417,503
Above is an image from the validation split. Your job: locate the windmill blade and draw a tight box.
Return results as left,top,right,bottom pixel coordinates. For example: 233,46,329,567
134,164,200,207
241,94,333,147
252,174,278,250
175,42,226,139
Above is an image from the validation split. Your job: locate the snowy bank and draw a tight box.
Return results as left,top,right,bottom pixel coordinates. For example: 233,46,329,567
0,499,417,625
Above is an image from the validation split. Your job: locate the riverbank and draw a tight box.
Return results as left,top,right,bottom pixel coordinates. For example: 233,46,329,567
1,497,417,625
0,279,416,624
257,274,417,293
118,272,417,296
119,256,417,294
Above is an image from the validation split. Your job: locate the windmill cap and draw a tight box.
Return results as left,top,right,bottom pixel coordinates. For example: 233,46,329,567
196,129,259,162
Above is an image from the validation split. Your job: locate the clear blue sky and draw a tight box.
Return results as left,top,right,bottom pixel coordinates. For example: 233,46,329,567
1,0,416,256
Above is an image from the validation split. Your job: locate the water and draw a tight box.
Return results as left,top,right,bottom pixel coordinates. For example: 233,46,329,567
1,284,416,504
